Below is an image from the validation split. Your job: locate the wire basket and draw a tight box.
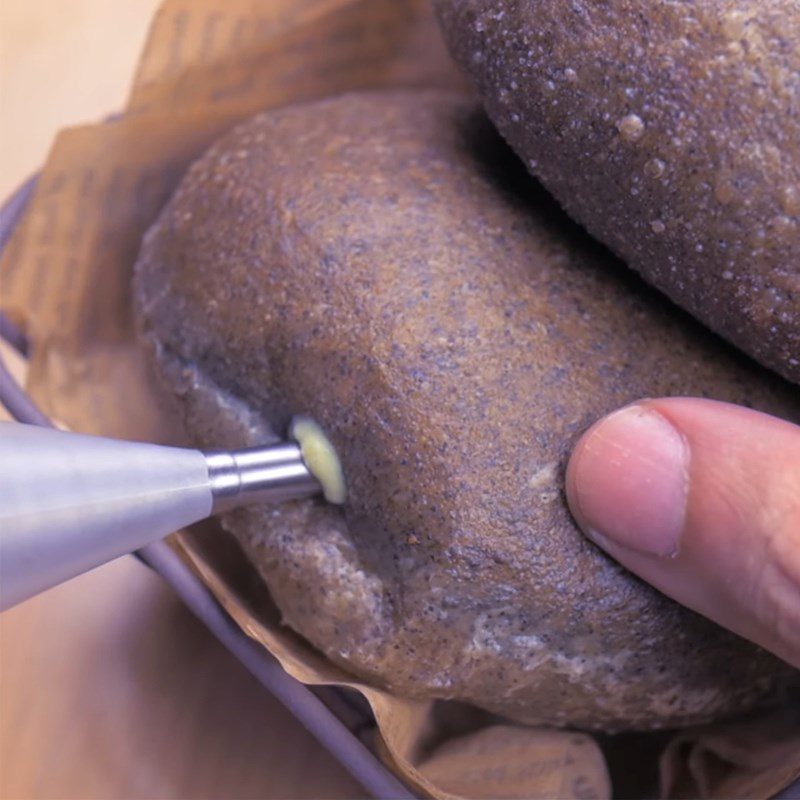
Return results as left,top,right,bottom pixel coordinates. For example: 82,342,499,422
0,176,415,800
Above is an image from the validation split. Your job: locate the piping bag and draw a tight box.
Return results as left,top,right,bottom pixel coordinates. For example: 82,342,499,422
0,418,345,611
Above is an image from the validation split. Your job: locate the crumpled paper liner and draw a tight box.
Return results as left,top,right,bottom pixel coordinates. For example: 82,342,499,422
1,1,798,797
660,709,800,800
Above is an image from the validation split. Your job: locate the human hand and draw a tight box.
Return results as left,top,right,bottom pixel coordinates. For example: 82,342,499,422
565,398,800,668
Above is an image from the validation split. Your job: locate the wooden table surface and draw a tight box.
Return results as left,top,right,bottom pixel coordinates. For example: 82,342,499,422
0,3,362,798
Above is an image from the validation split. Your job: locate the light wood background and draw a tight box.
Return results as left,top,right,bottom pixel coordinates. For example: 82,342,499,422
0,3,362,798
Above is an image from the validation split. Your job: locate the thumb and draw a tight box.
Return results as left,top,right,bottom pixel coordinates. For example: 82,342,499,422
565,397,800,668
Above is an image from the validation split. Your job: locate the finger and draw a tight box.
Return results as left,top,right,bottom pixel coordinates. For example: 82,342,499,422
565,397,800,668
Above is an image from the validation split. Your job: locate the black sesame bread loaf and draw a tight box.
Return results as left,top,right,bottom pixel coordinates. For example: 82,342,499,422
434,0,800,385
134,90,798,730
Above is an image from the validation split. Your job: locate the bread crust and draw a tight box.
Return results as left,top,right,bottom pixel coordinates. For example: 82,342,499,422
434,0,800,385
134,90,798,730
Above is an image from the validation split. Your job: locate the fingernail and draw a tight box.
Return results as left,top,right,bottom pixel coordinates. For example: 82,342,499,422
568,405,689,557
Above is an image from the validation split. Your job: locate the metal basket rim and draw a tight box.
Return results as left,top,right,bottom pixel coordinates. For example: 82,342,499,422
0,174,414,800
